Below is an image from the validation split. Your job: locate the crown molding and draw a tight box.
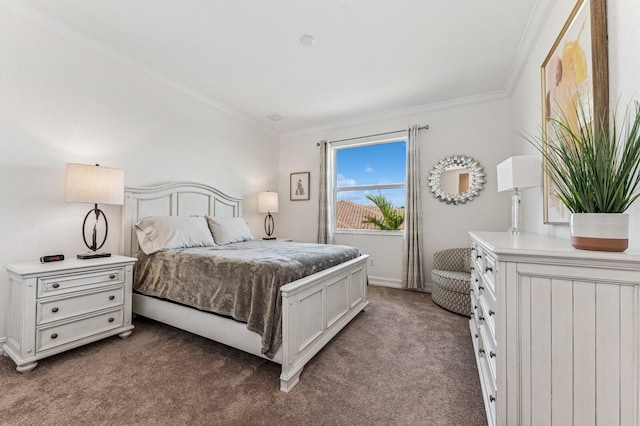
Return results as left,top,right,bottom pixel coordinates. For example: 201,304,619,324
280,90,509,141
0,0,278,138
502,0,558,96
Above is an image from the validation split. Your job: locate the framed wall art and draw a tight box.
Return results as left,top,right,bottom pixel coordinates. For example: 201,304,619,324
540,0,608,224
290,172,310,201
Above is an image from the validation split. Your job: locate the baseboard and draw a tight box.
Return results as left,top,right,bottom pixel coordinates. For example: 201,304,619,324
368,276,403,288
0,337,6,355
368,276,433,293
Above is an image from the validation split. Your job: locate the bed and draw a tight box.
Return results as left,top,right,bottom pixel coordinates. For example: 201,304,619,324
122,182,369,392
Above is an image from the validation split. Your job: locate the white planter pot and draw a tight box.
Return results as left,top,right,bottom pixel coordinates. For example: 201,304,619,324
570,213,629,252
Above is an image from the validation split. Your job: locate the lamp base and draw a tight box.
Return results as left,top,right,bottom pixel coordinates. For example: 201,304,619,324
262,237,276,240
77,252,112,259
508,189,524,234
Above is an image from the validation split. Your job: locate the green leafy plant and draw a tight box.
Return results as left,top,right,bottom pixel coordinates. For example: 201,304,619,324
362,193,405,230
529,102,640,213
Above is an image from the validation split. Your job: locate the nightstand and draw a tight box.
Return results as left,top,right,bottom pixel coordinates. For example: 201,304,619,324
3,255,136,372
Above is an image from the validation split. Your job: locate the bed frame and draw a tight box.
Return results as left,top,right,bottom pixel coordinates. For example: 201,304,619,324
122,182,369,392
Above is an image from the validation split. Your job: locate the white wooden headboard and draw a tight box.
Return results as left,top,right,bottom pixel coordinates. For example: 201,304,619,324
122,182,243,256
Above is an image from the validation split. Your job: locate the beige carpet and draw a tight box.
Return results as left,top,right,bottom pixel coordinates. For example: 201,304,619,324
0,286,486,426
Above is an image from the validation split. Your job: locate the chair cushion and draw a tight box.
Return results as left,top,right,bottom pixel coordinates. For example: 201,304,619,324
431,270,471,293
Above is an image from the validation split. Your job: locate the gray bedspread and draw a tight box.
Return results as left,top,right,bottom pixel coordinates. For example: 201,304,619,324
133,240,360,357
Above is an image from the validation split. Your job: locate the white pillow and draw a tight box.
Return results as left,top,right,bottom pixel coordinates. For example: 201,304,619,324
206,216,254,245
135,216,215,255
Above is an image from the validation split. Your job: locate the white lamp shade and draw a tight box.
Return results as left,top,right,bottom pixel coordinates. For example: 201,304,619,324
65,163,125,205
258,191,279,213
497,155,541,192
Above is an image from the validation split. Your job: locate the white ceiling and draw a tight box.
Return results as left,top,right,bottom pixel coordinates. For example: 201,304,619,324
17,0,545,135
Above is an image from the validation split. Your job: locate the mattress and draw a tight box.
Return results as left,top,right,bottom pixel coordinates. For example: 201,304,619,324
133,240,360,356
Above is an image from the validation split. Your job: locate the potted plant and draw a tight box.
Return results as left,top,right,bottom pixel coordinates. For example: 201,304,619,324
529,102,640,251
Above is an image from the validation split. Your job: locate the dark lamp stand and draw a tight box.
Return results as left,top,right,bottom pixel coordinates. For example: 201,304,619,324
263,211,276,240
77,203,112,259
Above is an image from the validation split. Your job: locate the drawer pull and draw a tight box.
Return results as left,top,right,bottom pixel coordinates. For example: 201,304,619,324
108,317,115,323
109,295,115,301
474,278,479,283
51,307,59,313
478,286,484,291
52,283,60,289
485,267,493,272
479,348,485,356
474,305,478,310
488,310,495,316
479,316,485,322
470,266,474,270
109,274,116,279
51,333,58,339
474,334,479,339
490,395,496,403
476,255,482,259
490,351,496,358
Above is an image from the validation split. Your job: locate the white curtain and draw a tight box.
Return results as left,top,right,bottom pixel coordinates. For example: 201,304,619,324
317,140,330,244
402,125,425,289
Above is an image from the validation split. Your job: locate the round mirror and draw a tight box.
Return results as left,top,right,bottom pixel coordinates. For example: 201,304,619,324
428,155,486,204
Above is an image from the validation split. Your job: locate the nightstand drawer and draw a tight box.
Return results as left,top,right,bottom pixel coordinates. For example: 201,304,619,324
37,286,124,324
37,308,124,352
38,267,125,297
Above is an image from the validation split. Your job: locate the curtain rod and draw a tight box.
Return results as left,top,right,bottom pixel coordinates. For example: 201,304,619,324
316,124,429,146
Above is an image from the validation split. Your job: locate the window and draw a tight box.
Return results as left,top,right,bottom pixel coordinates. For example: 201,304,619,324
332,138,406,233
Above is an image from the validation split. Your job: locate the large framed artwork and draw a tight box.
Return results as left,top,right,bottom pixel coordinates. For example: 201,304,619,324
290,172,310,201
540,0,608,224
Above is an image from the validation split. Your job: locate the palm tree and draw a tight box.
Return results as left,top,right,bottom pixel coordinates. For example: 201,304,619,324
362,193,405,230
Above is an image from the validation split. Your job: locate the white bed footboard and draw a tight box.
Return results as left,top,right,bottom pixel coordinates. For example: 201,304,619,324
279,254,369,392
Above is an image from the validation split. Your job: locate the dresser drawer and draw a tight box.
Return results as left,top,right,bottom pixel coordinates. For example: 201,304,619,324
479,345,497,426
38,267,125,297
37,286,124,324
480,322,497,382
470,290,483,330
36,308,124,352
477,292,496,342
483,254,497,294
472,246,484,272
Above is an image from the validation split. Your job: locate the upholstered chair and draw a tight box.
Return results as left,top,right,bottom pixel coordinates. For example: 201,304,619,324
431,248,472,317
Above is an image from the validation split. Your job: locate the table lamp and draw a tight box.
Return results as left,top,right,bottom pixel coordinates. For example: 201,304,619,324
258,191,279,240
65,163,124,258
497,156,540,234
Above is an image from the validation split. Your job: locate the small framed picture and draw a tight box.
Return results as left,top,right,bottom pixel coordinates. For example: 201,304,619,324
290,172,310,201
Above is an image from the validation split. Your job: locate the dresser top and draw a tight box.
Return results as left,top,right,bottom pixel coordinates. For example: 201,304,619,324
5,255,137,276
469,231,640,263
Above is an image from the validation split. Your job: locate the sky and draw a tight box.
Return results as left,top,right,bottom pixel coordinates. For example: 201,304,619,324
336,140,406,207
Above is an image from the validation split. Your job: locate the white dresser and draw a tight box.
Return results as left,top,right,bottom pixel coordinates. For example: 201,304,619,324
3,255,136,372
469,231,640,426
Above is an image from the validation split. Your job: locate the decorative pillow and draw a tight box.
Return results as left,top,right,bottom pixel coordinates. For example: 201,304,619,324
135,216,215,255
206,216,254,245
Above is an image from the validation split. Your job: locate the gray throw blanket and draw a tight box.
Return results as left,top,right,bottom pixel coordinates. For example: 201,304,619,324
133,241,360,357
